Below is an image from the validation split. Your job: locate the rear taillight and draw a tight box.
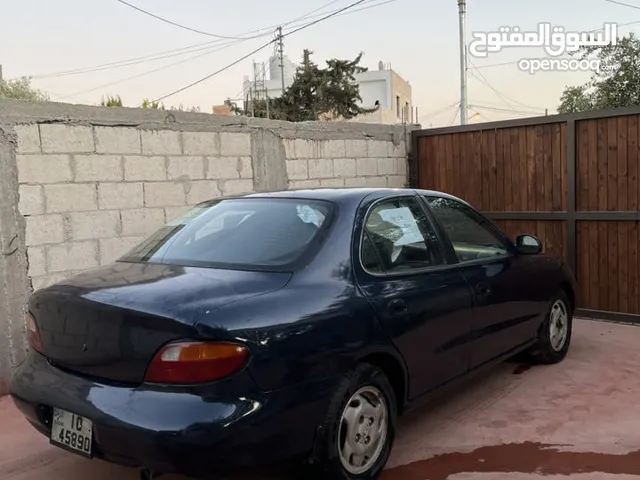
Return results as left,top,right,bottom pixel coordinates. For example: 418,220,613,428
144,341,250,384
25,312,44,353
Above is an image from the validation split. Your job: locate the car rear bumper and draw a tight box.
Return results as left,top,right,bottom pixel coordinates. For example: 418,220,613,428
10,351,338,477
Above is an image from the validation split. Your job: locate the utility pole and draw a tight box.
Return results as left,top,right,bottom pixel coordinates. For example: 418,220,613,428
457,0,468,125
253,61,259,117
0,64,3,82
277,26,286,96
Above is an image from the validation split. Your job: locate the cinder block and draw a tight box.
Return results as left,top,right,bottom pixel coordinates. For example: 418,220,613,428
322,140,346,158
75,155,123,181
48,241,98,273
391,141,407,158
183,132,219,155
207,157,240,179
165,206,191,223
344,177,367,187
294,139,322,159
95,127,141,154
14,124,41,153
220,179,253,196
367,140,390,158
45,184,97,213
286,160,308,180
356,158,377,176
32,273,70,291
17,154,72,184
290,179,320,189
121,208,166,236
365,176,387,187
19,185,44,215
27,246,46,277
69,211,120,240
99,237,143,266
98,183,144,210
333,158,356,178
141,130,181,155
186,180,220,205
282,139,296,159
220,132,251,156
345,139,367,158
377,157,397,175
124,156,166,181
168,156,205,180
320,178,345,188
387,175,407,188
396,157,408,176
25,215,64,246
41,124,94,153
308,159,333,179
144,182,185,207
239,157,253,179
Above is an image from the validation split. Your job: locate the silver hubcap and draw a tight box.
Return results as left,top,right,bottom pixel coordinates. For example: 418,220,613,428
549,299,569,351
338,386,388,475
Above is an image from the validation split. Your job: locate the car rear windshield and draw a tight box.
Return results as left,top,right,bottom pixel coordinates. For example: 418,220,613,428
118,198,333,271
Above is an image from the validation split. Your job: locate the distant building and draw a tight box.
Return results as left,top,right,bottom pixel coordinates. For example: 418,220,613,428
212,104,234,115
240,57,413,125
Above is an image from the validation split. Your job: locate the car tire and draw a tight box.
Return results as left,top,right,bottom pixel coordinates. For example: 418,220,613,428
310,363,397,480
528,291,573,364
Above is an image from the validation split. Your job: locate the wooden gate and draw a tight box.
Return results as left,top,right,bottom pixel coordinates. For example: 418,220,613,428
410,106,640,323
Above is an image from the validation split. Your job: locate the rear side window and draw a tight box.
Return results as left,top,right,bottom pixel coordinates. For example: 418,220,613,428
119,198,332,270
361,196,444,274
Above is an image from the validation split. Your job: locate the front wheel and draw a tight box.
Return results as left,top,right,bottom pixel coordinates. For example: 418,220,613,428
529,291,573,364
311,363,397,480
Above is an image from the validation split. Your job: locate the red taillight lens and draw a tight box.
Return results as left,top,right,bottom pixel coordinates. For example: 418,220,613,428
144,342,250,384
25,312,44,353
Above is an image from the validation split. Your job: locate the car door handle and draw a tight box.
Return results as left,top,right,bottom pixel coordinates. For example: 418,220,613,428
475,282,492,297
388,299,408,316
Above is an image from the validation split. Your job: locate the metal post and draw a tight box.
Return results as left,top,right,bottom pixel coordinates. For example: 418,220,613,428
0,65,3,82
277,26,286,96
457,0,468,125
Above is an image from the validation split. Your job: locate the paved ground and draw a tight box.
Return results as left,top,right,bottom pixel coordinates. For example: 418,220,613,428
2,318,640,479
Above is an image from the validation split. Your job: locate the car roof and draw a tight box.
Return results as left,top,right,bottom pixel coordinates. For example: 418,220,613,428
242,187,467,205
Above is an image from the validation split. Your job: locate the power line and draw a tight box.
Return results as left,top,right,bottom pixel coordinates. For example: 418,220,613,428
602,0,640,9
417,101,460,120
31,0,392,80
113,0,252,39
470,104,545,116
61,40,243,99
151,0,372,103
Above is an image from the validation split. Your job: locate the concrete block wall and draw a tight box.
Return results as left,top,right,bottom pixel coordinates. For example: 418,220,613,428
0,99,414,395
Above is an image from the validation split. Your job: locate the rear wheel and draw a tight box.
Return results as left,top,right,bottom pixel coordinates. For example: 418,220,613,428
528,291,573,364
311,363,396,480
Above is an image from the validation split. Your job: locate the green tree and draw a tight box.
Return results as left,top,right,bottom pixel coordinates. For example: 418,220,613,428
236,50,377,121
558,33,640,114
0,77,50,102
100,95,123,107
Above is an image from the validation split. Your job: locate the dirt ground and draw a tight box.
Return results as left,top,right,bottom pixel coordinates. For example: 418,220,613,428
2,318,640,480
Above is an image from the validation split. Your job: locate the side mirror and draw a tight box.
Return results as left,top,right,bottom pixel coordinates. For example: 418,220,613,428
515,234,542,255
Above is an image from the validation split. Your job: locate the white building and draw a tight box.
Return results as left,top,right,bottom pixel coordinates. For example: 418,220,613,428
241,56,413,125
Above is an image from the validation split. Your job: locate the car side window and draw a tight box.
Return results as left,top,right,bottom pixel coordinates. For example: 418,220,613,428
425,196,509,263
362,197,444,273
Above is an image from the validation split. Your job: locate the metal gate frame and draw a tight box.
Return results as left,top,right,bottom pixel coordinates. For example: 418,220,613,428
409,106,640,324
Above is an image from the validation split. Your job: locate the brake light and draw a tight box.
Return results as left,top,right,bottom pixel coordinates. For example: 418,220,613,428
144,342,250,384
25,312,44,353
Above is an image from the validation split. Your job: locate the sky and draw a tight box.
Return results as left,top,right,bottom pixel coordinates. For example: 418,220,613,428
2,0,639,126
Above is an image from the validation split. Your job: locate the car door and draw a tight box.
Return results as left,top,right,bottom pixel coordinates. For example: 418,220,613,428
421,195,542,369
354,193,475,400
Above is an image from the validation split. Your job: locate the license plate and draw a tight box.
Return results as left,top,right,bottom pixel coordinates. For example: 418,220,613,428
50,408,93,457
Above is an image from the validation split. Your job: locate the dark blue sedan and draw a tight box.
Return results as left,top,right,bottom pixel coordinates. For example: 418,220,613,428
10,188,577,480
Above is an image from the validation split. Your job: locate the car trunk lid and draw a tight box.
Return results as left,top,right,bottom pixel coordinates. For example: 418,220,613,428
29,261,291,384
